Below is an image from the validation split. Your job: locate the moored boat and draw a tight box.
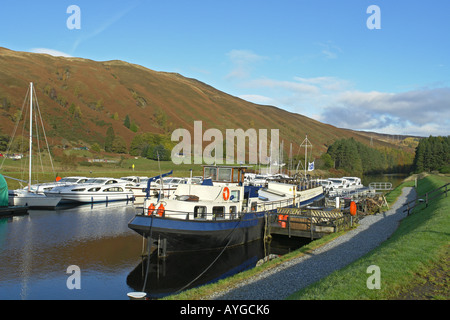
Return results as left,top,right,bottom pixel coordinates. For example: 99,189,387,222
128,165,324,253
5,83,62,209
45,177,134,203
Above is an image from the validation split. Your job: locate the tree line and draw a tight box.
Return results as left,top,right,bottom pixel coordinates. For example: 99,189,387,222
325,138,414,175
413,136,450,173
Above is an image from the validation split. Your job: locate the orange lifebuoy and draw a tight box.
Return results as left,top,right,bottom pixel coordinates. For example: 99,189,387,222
350,201,357,216
147,203,155,215
222,187,230,201
157,203,165,217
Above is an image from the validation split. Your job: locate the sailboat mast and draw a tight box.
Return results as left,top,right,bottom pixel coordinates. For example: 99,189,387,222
304,135,307,177
28,82,33,191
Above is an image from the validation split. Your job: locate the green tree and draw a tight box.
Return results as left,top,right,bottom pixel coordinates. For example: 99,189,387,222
154,107,167,128
104,126,115,152
111,136,127,153
124,114,131,129
319,152,334,169
0,133,10,151
130,121,139,133
130,132,174,158
90,143,101,152
413,136,450,173
147,144,170,161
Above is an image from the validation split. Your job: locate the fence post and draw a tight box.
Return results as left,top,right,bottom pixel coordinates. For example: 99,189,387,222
288,213,291,238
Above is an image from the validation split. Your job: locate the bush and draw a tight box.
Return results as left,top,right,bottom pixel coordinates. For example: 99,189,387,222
438,165,450,174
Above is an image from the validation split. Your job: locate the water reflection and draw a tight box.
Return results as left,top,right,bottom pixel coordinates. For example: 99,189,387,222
0,202,142,300
0,202,310,300
127,235,311,299
362,173,408,189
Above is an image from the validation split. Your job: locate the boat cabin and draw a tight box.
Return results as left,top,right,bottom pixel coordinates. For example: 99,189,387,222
202,165,250,185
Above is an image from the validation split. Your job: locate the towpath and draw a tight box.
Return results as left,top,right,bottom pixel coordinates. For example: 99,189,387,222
206,187,416,300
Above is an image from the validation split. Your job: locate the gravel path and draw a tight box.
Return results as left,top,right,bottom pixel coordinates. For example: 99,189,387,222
206,187,416,300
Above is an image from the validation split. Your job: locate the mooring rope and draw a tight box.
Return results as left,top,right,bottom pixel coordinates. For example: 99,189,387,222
174,216,245,294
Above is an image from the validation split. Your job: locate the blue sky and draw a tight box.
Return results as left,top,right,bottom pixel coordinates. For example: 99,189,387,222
1,0,449,136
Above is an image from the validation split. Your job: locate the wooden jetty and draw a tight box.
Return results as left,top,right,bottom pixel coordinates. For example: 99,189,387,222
0,205,28,217
269,207,356,240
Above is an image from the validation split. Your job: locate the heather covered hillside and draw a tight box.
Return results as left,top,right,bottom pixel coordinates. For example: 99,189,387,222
0,47,413,167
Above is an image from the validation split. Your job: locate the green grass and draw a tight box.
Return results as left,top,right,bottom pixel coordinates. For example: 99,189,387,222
0,156,207,189
287,174,450,300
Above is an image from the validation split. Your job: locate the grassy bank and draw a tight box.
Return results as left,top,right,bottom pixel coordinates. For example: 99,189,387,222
288,174,449,300
0,157,205,189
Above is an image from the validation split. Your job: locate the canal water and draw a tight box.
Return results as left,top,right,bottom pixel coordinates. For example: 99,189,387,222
362,173,408,189
0,203,306,300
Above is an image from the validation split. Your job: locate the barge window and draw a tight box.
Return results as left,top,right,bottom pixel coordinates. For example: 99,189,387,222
218,168,232,182
194,206,207,219
251,202,257,212
232,169,239,182
230,190,240,202
213,206,225,218
204,167,217,180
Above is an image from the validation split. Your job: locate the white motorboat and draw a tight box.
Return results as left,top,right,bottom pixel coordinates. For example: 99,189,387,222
316,179,333,192
342,177,363,189
120,176,149,204
28,176,89,194
327,178,350,191
45,177,134,203
8,188,62,208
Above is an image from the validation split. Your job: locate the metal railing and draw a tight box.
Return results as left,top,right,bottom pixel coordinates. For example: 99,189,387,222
140,196,299,220
403,182,449,215
369,182,393,190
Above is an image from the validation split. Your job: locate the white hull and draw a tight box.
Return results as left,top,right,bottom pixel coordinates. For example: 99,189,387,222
9,191,61,208
46,191,134,203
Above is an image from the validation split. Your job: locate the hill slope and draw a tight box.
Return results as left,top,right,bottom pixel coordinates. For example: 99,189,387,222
0,47,402,158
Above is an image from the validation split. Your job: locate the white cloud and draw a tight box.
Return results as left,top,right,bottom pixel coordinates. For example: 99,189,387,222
244,78,320,94
315,41,343,60
233,70,450,136
239,94,277,106
31,48,72,57
226,49,268,79
320,87,450,136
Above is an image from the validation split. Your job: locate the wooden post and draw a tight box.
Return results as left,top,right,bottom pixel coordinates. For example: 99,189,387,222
288,213,291,238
